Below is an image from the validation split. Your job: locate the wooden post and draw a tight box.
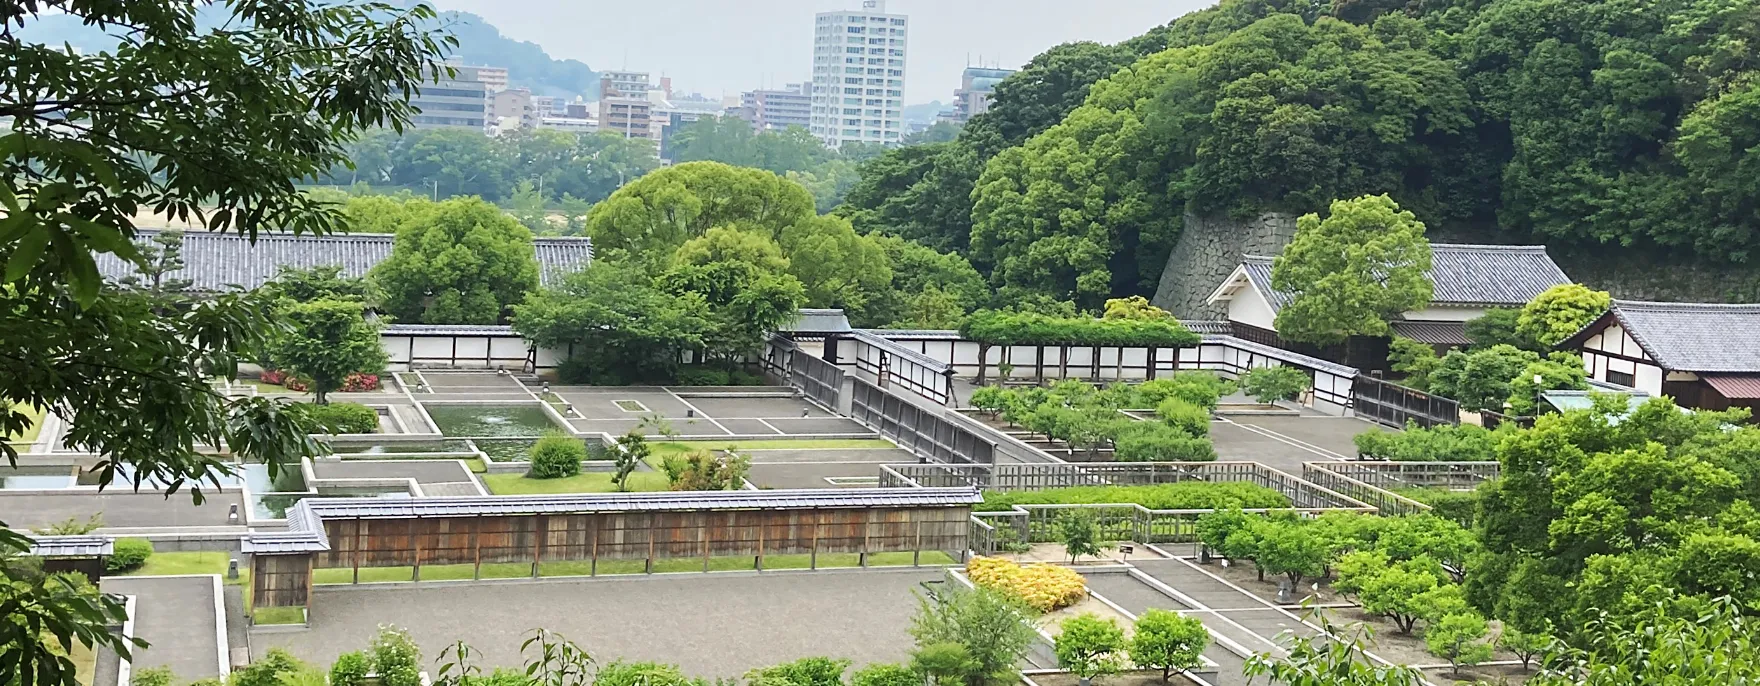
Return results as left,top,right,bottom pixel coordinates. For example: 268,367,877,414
532,515,545,579
471,517,482,581
1035,344,1045,383
976,343,989,385
1147,346,1158,380
1092,346,1101,381
755,513,766,572
590,515,599,577
701,513,711,573
412,523,423,583
810,511,821,570
860,509,872,568
913,517,922,567
646,514,656,574
1059,346,1069,379
353,521,364,585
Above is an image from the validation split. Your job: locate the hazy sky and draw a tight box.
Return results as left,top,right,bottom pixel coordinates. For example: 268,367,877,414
436,0,1215,103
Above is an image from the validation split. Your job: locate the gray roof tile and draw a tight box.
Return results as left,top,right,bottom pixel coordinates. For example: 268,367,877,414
97,231,592,291
26,535,113,557
1242,244,1570,313
788,308,852,334
1606,300,1760,372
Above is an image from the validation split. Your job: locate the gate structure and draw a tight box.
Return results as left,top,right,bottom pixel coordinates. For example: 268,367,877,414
851,378,996,465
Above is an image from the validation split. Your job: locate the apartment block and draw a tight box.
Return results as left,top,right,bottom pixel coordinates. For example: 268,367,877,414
810,0,907,147
735,83,811,132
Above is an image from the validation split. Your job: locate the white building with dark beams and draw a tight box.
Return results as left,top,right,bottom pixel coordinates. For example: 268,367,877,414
1561,301,1760,413
1205,244,1571,354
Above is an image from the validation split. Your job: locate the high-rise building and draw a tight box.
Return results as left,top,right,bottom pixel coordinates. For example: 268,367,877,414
410,76,489,129
734,83,811,132
945,67,1013,124
599,72,655,141
810,0,907,148
531,95,562,118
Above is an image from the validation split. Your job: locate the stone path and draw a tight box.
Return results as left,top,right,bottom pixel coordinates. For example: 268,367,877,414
101,576,227,682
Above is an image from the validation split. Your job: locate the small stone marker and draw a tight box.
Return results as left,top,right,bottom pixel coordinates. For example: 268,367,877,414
228,558,240,580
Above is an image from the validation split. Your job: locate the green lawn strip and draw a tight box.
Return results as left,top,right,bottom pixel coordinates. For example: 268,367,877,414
464,457,487,473
481,470,671,495
120,551,257,614
252,607,306,625
315,551,956,585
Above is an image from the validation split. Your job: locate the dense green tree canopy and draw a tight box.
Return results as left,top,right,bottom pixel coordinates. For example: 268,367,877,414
1272,195,1434,345
512,261,711,384
333,127,660,207
587,162,816,259
269,299,390,404
370,198,540,324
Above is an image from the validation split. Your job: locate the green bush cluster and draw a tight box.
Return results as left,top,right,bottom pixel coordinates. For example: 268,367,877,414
371,626,422,686
673,367,766,387
976,482,1288,512
970,376,1224,462
1236,366,1310,404
1352,422,1503,462
105,537,153,572
328,651,369,686
527,431,586,479
961,310,1200,347
301,402,379,434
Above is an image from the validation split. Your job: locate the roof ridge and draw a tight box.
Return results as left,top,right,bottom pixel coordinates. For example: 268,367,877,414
1614,299,1760,311
1429,243,1549,252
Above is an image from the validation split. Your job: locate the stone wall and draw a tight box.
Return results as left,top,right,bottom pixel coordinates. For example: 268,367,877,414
1151,211,1298,318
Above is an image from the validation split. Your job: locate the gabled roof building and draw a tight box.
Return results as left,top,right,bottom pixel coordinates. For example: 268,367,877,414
1206,244,1571,351
1561,300,1760,412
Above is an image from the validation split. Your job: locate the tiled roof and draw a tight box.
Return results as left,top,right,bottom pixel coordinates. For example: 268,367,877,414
1179,320,1233,335
96,230,592,291
26,535,113,557
1605,300,1760,372
1202,334,1358,377
245,487,984,555
1391,321,1470,346
1702,374,1760,400
383,324,518,336
788,308,853,334
1237,244,1570,313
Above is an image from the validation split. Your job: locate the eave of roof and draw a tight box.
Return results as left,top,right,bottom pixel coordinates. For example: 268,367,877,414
1212,245,1570,314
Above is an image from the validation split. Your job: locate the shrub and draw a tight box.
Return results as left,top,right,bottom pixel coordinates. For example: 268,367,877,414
370,625,422,686
302,402,379,434
1237,366,1310,404
849,663,918,686
33,513,103,536
1517,284,1611,348
1054,614,1126,679
674,367,731,386
340,372,381,392
328,651,369,686
745,657,851,686
527,431,586,479
1057,510,1103,563
1130,609,1209,682
1155,398,1210,437
131,667,173,686
966,556,1088,612
1115,429,1216,463
729,370,766,386
1388,336,1440,390
106,538,154,572
970,386,1010,416
961,310,1200,348
593,661,698,686
661,448,752,491
976,482,1287,512
231,649,308,686
1505,353,1589,415
1429,344,1540,412
1352,422,1501,462
1426,612,1494,677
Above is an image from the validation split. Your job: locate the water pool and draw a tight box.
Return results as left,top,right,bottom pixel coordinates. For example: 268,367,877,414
0,466,76,489
425,405,560,437
324,440,474,454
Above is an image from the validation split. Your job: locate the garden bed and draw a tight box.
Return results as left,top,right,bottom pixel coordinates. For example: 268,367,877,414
481,469,670,494
976,482,1291,512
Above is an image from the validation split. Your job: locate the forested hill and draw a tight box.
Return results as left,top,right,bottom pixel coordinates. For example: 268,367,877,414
18,2,598,100
837,0,1760,308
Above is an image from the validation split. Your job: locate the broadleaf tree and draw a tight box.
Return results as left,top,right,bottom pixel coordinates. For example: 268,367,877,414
0,0,449,683
1272,195,1434,346
370,197,541,324
269,299,390,404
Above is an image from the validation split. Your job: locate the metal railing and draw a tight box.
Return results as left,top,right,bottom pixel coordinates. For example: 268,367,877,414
851,378,996,465
850,330,955,406
1299,464,1431,516
1353,375,1459,429
1307,460,1500,491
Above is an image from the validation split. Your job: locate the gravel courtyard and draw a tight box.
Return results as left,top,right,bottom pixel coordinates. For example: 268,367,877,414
254,568,942,677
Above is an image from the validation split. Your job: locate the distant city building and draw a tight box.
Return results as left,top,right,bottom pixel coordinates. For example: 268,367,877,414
452,64,509,93
652,93,726,159
941,66,1013,124
599,72,655,142
537,116,599,134
491,88,536,133
734,83,811,132
810,0,907,148
564,99,592,119
410,76,489,130
531,95,562,118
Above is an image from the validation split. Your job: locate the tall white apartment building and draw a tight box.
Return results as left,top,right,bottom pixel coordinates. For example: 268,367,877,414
810,0,907,148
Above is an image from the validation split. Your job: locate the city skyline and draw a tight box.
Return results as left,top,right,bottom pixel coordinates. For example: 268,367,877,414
433,0,1212,104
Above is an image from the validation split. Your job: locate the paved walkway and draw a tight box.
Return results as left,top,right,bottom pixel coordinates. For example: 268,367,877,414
255,568,940,678
0,491,246,530
101,576,227,682
1082,571,1249,686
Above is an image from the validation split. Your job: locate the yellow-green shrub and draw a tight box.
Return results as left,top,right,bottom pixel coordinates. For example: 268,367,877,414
966,556,1087,612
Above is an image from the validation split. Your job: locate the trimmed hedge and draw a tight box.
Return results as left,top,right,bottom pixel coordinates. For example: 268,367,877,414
106,537,154,572
302,402,379,434
1155,398,1211,437
1353,422,1501,462
1237,365,1311,403
528,432,586,478
961,310,1200,347
975,482,1289,512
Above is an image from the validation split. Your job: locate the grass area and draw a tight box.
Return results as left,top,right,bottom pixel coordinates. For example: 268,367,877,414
481,469,671,494
541,392,567,409
69,640,95,686
652,439,894,454
312,551,956,584
120,551,256,615
252,607,306,625
4,402,46,444
234,378,305,395
464,457,487,473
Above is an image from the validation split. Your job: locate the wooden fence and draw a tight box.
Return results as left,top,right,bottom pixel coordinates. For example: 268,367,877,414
849,330,956,406
1353,375,1459,429
880,461,1372,511
789,348,845,410
851,378,996,465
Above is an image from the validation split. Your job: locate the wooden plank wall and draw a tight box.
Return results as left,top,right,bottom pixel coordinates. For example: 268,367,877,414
252,553,312,609
311,506,971,573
